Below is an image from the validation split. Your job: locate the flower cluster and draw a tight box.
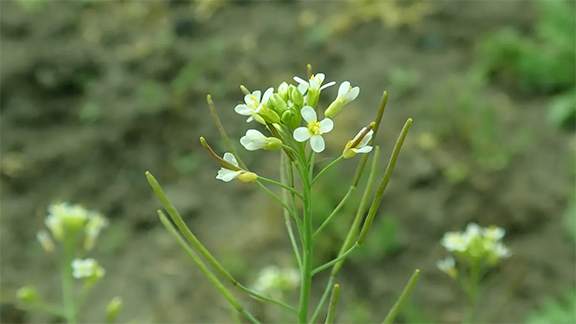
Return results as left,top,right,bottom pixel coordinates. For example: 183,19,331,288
204,71,373,182
252,266,300,298
40,202,108,251
72,258,106,280
437,223,510,278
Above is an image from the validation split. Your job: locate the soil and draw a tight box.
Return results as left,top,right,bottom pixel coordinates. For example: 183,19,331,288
1,0,574,323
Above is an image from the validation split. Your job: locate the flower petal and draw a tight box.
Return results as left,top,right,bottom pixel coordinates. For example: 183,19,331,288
297,83,308,94
234,104,252,116
293,127,311,142
216,168,241,182
293,76,307,85
320,81,336,91
319,118,334,134
347,86,360,102
354,145,373,153
309,135,325,153
262,87,274,104
240,130,267,151
338,81,351,98
301,106,317,123
358,129,373,147
223,152,239,167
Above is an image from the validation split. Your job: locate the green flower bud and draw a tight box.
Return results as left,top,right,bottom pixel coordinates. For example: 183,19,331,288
238,171,258,183
17,286,39,303
306,89,320,108
289,85,303,107
106,297,123,323
269,94,288,113
278,82,289,100
259,106,281,124
264,137,283,150
324,98,345,119
281,109,301,130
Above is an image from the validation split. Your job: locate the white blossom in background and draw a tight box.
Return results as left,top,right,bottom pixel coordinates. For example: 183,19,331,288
441,231,468,252
252,266,300,298
234,88,274,123
85,214,109,250
436,257,457,278
45,203,95,240
293,106,334,153
36,230,54,253
72,258,105,279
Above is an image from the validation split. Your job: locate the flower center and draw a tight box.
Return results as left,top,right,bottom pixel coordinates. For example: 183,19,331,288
308,121,321,135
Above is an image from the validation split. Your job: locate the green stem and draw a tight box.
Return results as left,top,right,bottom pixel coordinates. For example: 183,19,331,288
312,156,343,184
324,283,341,324
314,186,356,238
61,237,77,324
158,211,260,323
281,154,302,269
382,269,421,324
258,176,303,199
296,160,313,324
310,276,335,323
312,243,358,276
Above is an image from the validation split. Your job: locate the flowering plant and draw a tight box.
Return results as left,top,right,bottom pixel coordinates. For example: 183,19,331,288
438,223,510,322
146,66,417,323
17,203,121,324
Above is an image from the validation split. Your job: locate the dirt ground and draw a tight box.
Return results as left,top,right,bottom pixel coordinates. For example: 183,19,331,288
1,0,574,323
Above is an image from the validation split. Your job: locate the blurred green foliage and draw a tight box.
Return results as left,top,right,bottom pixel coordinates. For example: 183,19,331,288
526,290,576,324
478,0,575,129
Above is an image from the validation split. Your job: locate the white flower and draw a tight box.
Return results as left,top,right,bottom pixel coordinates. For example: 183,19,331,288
72,258,105,279
441,231,468,252
45,203,90,240
240,129,282,151
336,81,360,104
36,230,54,253
493,242,511,258
252,266,300,296
343,126,374,158
436,257,455,273
293,73,335,94
216,152,243,182
234,88,274,123
85,214,108,250
483,226,505,241
325,81,360,118
293,106,334,153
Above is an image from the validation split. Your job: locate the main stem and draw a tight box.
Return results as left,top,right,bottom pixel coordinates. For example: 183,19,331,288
61,237,77,324
297,160,313,323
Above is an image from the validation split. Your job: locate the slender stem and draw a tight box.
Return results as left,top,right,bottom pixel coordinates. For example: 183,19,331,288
324,283,341,324
61,235,77,324
382,269,421,324
256,181,299,220
312,243,358,276
18,302,65,317
358,118,413,244
146,172,294,313
310,276,335,323
312,156,343,184
158,211,260,323
314,186,356,238
281,154,302,269
206,95,247,169
332,146,381,276
258,176,303,199
296,160,313,324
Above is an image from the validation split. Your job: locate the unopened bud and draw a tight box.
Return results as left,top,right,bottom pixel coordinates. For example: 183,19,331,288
238,171,258,183
269,94,287,112
106,297,123,323
264,137,282,150
289,85,303,107
325,98,344,119
281,110,301,129
17,286,39,303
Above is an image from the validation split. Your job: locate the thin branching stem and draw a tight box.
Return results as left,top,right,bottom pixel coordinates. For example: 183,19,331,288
314,186,356,238
258,175,303,199
281,154,302,268
312,155,344,184
312,243,359,276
